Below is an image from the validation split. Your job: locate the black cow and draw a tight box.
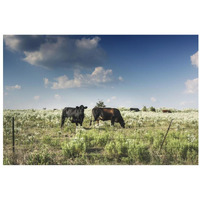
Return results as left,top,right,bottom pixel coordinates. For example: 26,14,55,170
130,108,140,112
61,105,87,128
90,107,125,128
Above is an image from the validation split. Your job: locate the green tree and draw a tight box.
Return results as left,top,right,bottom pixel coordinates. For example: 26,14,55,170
150,106,156,112
96,100,106,108
142,106,147,111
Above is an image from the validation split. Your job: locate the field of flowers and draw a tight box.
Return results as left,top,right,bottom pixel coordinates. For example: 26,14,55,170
3,108,198,165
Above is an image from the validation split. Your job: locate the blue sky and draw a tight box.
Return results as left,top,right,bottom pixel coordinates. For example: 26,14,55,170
3,35,198,109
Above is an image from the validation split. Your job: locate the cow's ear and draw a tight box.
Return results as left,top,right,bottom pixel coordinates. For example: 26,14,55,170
84,106,88,109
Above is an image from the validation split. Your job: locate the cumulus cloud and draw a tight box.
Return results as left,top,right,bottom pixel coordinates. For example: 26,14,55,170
6,84,21,90
185,78,198,94
190,51,198,67
54,94,61,100
4,35,105,69
107,96,117,103
34,96,40,100
4,35,45,52
75,37,100,49
150,97,157,102
50,67,113,89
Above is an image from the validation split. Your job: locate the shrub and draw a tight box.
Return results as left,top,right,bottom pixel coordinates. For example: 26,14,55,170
62,140,87,158
150,106,156,112
27,148,56,165
128,143,151,164
142,106,147,111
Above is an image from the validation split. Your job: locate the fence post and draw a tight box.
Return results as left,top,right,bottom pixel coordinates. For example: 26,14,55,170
160,119,173,152
12,117,15,153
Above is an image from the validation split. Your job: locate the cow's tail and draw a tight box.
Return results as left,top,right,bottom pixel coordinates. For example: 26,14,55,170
61,109,66,128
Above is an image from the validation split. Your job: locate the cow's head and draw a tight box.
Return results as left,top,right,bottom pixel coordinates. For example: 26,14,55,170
120,119,125,128
76,105,88,112
80,105,88,109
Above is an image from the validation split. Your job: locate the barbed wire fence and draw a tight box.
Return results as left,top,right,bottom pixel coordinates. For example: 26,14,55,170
3,116,198,164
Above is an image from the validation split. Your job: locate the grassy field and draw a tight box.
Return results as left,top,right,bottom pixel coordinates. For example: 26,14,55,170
3,108,198,165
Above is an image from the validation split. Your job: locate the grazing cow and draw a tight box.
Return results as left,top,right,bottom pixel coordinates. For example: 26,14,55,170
90,107,125,128
162,109,172,113
130,108,140,112
53,108,57,111
43,108,46,110
61,105,88,128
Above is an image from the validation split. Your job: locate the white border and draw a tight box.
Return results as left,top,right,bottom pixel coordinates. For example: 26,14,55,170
0,0,199,200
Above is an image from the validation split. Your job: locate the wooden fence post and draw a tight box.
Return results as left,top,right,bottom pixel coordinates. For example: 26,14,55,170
160,119,173,152
12,117,15,153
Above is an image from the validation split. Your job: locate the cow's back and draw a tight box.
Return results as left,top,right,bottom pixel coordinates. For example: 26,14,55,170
98,108,123,120
62,107,76,117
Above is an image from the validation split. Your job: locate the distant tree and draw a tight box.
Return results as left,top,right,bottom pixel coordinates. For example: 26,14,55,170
142,106,147,111
96,100,106,108
150,106,156,112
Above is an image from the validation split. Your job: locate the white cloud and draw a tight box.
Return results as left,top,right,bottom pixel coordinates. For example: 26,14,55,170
4,35,45,52
150,97,157,102
4,35,20,51
34,96,40,100
75,37,100,49
118,76,123,81
4,36,105,69
54,94,61,100
185,78,198,94
44,78,49,88
4,92,8,96
51,67,113,89
6,84,21,90
107,96,117,103
190,51,198,67
12,36,105,69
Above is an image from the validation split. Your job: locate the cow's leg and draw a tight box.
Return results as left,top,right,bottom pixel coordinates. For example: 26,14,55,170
93,117,99,127
111,117,115,126
93,119,99,128
61,116,66,128
90,119,95,127
80,121,83,127
71,117,79,127
80,117,83,127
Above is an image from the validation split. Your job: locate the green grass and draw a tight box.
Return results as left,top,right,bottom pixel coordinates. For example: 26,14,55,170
3,109,198,165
